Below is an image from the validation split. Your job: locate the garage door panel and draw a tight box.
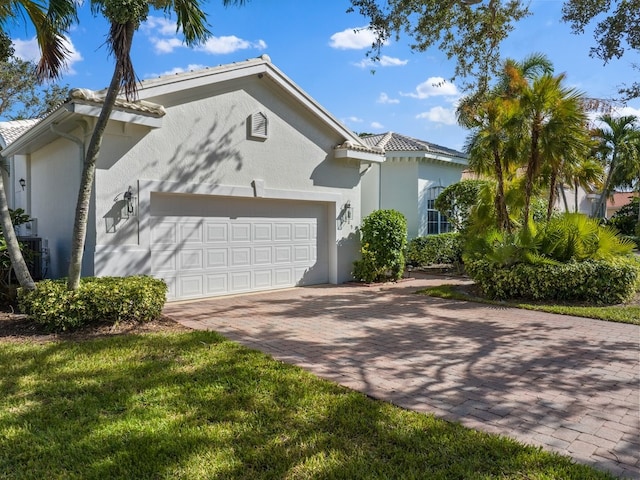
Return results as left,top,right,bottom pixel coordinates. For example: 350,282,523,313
206,223,228,242
254,269,272,288
253,246,272,264
179,222,203,244
179,275,204,298
206,274,228,294
152,222,176,245
230,271,251,291
231,224,251,242
231,248,251,266
179,249,204,270
253,223,272,241
152,250,176,272
150,195,329,301
206,248,228,268
274,223,292,241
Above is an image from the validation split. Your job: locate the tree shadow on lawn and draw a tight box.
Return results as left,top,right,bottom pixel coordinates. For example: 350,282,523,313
0,332,615,479
163,285,640,475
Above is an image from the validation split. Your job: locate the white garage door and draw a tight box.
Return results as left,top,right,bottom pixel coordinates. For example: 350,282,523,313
150,193,329,301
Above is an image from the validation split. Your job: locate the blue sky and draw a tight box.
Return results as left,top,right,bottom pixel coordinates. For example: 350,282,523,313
6,0,640,151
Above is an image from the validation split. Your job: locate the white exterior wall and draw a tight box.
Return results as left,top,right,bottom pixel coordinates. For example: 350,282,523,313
29,135,83,278
380,161,418,236
92,76,361,284
360,163,380,219
555,185,597,216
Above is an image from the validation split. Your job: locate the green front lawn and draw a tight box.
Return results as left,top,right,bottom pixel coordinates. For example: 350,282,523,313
420,285,640,325
0,331,616,479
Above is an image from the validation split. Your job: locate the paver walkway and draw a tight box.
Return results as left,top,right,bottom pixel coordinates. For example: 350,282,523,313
164,276,640,479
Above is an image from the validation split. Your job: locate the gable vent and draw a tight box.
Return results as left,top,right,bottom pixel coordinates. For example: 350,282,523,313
248,111,268,140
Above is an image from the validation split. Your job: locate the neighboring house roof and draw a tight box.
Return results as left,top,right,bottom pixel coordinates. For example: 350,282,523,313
361,132,467,166
1,55,383,163
607,191,639,209
0,119,41,148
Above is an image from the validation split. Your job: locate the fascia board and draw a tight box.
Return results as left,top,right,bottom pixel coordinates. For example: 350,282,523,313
69,103,164,128
334,148,385,163
0,108,71,157
388,152,468,166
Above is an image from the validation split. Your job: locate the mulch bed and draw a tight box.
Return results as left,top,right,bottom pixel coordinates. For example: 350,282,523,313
0,308,191,344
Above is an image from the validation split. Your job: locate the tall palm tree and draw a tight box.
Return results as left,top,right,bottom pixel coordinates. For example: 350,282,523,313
457,53,555,231
514,73,588,226
0,0,77,291
67,0,247,290
592,114,640,218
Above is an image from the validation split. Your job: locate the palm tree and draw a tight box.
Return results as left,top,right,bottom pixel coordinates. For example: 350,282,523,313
457,53,555,231
561,157,604,212
1,0,77,291
514,73,588,226
592,114,640,218
67,0,247,290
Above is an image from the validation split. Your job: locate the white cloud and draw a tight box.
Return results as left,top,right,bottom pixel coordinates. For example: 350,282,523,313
141,15,266,55
370,121,384,129
379,55,408,67
329,26,386,50
402,77,459,99
342,116,364,124
377,92,399,104
12,36,83,74
141,16,180,36
416,106,457,125
153,38,183,54
353,55,408,68
146,64,208,78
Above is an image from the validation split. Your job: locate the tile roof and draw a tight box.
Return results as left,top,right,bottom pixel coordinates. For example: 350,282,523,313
607,191,639,208
0,119,41,147
360,132,466,158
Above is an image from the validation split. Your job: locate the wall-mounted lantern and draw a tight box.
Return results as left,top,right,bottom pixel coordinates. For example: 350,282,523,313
19,178,26,191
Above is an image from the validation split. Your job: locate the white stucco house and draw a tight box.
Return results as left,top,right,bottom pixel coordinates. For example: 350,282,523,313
0,55,385,301
359,132,468,239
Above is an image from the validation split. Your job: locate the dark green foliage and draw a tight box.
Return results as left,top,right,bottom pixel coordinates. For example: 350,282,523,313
0,56,70,120
353,209,407,282
18,276,167,331
434,180,489,231
406,233,463,267
0,209,34,302
608,197,640,236
466,258,640,304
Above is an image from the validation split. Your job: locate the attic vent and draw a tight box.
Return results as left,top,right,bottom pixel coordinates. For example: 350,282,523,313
248,111,268,140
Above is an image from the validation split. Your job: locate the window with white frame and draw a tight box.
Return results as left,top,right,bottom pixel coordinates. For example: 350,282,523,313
426,186,452,235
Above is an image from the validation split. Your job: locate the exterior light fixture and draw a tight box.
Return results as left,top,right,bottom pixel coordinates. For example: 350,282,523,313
19,178,26,191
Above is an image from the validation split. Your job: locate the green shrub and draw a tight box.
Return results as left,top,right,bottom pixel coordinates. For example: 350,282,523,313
18,275,167,331
353,209,407,283
434,180,489,231
466,258,640,304
406,233,463,267
607,197,639,236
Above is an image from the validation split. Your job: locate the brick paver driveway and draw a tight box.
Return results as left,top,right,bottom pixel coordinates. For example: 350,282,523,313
164,276,640,479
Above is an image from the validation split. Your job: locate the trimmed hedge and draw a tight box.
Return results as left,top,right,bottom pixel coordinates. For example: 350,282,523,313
18,276,167,331
353,209,407,283
465,258,640,305
406,233,463,267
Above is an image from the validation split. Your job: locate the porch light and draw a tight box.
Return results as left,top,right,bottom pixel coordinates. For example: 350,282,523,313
19,178,26,190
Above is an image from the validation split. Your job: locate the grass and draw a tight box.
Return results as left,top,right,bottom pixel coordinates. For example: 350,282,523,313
420,285,640,325
0,331,617,479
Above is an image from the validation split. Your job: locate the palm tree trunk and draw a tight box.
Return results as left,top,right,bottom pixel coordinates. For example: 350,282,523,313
594,160,615,219
0,175,35,290
67,48,126,290
559,183,569,212
574,180,579,212
492,147,510,232
523,126,540,227
547,170,558,221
